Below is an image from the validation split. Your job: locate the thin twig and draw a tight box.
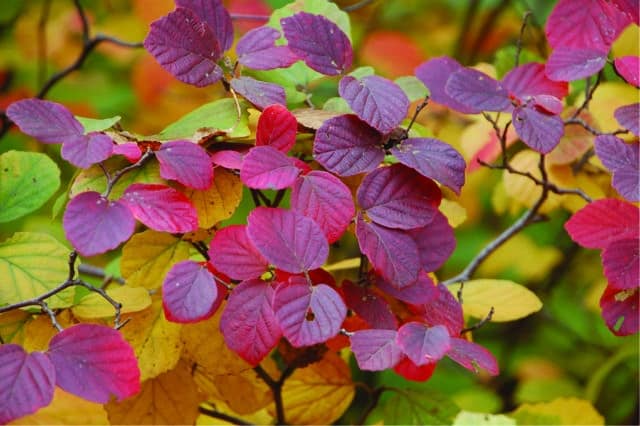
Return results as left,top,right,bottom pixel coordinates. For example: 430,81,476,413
454,0,480,60
514,11,532,67
461,307,495,334
37,0,52,87
406,95,429,134
198,406,253,425
468,0,511,64
228,13,269,22
103,149,153,197
572,71,602,119
249,189,262,207
342,0,377,13
78,263,125,285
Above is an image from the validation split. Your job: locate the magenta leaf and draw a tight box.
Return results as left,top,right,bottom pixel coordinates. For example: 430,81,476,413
256,104,298,153
396,322,451,366
113,142,143,162
600,286,639,336
220,279,281,365
144,7,223,87
240,146,300,190
614,103,640,136
501,62,569,100
230,77,286,110
565,198,639,249
313,114,384,176
236,26,298,70
338,75,410,134
63,191,135,257
410,211,456,272
175,0,233,52
357,165,441,230
281,12,352,76
247,207,329,273
613,0,639,25
61,133,114,169
447,338,499,376
512,105,564,154
545,47,607,81
415,57,479,113
0,345,55,424
121,183,198,233
602,239,639,291
208,225,269,280
155,140,213,190
211,150,244,169
530,94,563,115
445,67,510,112
412,283,464,336
390,137,466,194
290,171,355,243
162,260,218,323
350,329,403,371
356,214,420,287
273,277,346,347
376,273,437,305
47,324,140,403
6,98,83,143
594,135,639,202
614,56,640,87
342,280,397,330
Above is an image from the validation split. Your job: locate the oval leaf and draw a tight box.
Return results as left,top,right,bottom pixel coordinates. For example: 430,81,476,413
600,286,639,336
256,104,298,153
6,98,83,143
545,47,607,81
236,26,298,70
162,260,218,323
565,198,639,249
601,238,639,291
410,211,456,272
376,272,437,305
175,0,233,52
614,56,640,87
230,76,286,110
396,322,451,365
415,57,479,113
412,283,464,336
208,225,269,280
512,105,564,154
614,103,639,136
445,68,510,112
155,140,213,190
447,337,499,375
594,135,639,201
350,329,403,371
60,133,114,169
342,280,397,330
502,62,568,100
240,146,300,189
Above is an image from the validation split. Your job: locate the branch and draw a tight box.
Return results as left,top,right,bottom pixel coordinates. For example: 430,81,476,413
198,406,253,425
228,13,269,22
571,71,602,120
103,149,153,197
253,365,287,424
514,10,532,67
342,0,377,13
461,307,495,334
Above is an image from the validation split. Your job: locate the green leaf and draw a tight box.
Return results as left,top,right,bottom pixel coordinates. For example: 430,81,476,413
453,411,516,426
51,191,68,220
395,76,429,102
268,0,351,40
0,151,61,223
0,233,73,308
493,47,543,79
367,389,460,425
323,97,352,113
76,115,122,133
349,66,375,79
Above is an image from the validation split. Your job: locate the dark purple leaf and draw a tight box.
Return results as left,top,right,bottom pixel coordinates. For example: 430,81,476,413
63,191,135,257
390,137,466,194
236,26,298,70
155,140,213,190
501,62,568,100
447,338,499,375
208,224,269,280
220,279,281,365
445,67,510,112
594,135,639,201
273,277,346,347
376,273,437,305
602,239,639,291
281,12,352,76
6,98,83,143
512,105,564,154
600,285,639,336
338,75,410,133
247,207,329,273
410,211,456,272
240,146,300,190
396,322,451,365
211,150,244,169
412,283,464,336
614,103,640,136
614,56,640,87
545,47,607,81
342,280,397,330
230,77,286,110
162,260,218,323
350,329,403,371
60,133,114,169
256,104,298,153
313,114,384,176
0,345,55,424
175,0,233,52
415,57,479,113
144,7,223,87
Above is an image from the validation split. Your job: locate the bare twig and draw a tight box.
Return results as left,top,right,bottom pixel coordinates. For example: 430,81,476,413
37,0,52,87
514,10,532,67
228,13,269,22
454,0,480,60
342,0,377,13
78,263,125,285
468,0,511,64
572,72,602,119
103,149,153,197
406,95,429,134
461,307,495,334
198,406,253,425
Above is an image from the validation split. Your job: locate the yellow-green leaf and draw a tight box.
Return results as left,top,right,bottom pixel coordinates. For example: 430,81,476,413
72,286,151,319
185,168,243,229
511,398,604,425
453,411,516,426
324,257,361,272
0,310,31,344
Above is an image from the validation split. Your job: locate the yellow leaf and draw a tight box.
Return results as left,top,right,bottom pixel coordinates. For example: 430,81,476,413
0,310,31,344
23,311,75,352
185,168,243,228
612,25,640,58
121,230,191,289
9,388,108,425
440,199,467,228
511,397,604,425
582,82,637,133
450,279,542,322
105,360,201,425
72,286,151,319
324,257,361,272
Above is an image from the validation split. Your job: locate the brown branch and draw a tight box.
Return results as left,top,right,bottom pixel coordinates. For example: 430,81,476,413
78,263,125,285
103,149,153,197
37,0,52,87
454,0,480,60
228,13,269,22
342,0,377,13
198,406,253,425
461,307,495,334
571,71,602,120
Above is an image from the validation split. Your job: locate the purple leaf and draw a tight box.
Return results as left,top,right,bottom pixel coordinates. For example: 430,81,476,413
447,338,499,375
281,12,352,76
338,75,410,134
376,273,437,305
208,225,269,280
240,146,300,190
220,279,281,365
350,329,403,371
357,164,441,230
415,57,479,114
273,277,346,347
155,140,213,190
247,207,329,273
236,26,298,70
614,56,640,87
501,62,568,100
47,324,140,403
113,143,143,162
602,239,639,291
342,280,397,330
512,105,564,154
63,191,135,257
412,283,464,336
594,135,639,202
211,150,244,169
445,67,510,112
121,183,198,233
230,77,286,110
396,322,451,366
6,98,83,143
410,211,456,272
390,137,466,194
0,345,55,424
614,103,640,136
600,285,639,336
313,114,384,176
290,171,355,243
530,94,564,115
356,214,420,288
61,133,114,169
144,7,223,87
175,0,233,52
256,104,298,153
162,260,218,323
545,47,607,81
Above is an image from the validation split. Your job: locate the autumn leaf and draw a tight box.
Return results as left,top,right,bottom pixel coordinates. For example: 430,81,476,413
184,168,243,228
72,286,151,319
9,388,109,425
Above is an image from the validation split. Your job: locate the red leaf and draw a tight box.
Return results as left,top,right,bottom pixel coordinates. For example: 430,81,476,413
155,140,213,190
393,356,436,382
162,260,219,323
600,286,639,336
256,104,298,153
502,62,568,100
396,322,451,365
410,211,456,272
350,329,403,371
447,337,499,376
411,283,464,336
614,56,640,88
602,239,639,290
376,272,438,305
209,225,269,280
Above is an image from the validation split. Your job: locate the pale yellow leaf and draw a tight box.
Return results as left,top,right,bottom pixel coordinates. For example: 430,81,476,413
440,199,467,228
511,397,604,425
72,286,151,319
185,168,243,228
324,257,361,272
581,82,637,133
9,388,108,425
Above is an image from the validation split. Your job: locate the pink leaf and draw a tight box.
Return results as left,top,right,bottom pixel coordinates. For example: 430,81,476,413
530,94,564,115
236,26,298,70
162,260,219,323
121,183,198,233
447,338,499,375
600,286,639,336
63,191,135,257
175,0,233,52
614,56,640,87
155,140,213,190
512,105,564,154
61,133,114,169
290,171,355,243
230,77,286,110
273,277,347,347
410,211,456,272
208,225,269,280
602,239,639,291
211,150,244,169
113,143,143,162
342,280,397,330
376,272,438,305
411,283,464,336
612,0,639,25
220,279,281,365
396,322,451,366
594,135,639,202
6,98,83,143
240,146,300,190
256,104,298,153
247,207,329,273
415,57,479,114
445,68,510,112
281,12,352,76
0,345,55,424
47,324,140,403
614,103,639,136
350,329,403,371
545,47,607,81
502,62,568,100
358,164,441,230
